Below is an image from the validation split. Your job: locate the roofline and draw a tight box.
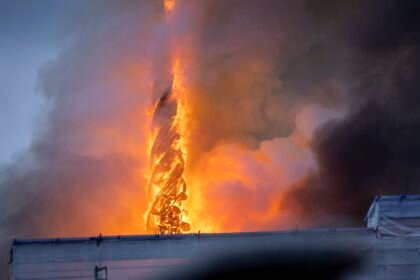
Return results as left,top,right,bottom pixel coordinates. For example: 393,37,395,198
12,228,370,246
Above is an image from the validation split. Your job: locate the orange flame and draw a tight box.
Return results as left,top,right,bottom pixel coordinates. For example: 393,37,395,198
141,0,317,234
144,56,191,233
164,0,176,13
144,0,192,234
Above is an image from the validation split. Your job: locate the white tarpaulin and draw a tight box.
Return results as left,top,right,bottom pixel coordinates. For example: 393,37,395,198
365,195,420,237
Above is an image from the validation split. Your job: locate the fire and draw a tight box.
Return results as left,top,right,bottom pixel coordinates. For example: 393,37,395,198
145,83,191,233
164,0,175,13
145,0,191,234
142,0,318,235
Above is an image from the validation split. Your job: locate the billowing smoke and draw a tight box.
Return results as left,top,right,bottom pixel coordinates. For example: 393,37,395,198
281,0,420,227
0,1,162,277
1,0,419,278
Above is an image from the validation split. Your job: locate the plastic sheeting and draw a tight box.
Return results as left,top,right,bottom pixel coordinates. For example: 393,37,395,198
365,195,420,237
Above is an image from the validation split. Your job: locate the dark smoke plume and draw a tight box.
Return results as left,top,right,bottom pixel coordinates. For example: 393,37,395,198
283,0,420,226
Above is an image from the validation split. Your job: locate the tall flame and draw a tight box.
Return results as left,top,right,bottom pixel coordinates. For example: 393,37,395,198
145,0,191,234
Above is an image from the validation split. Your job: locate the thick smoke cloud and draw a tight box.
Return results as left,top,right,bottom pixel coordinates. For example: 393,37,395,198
1,0,419,278
189,0,320,154
283,0,420,226
0,1,162,277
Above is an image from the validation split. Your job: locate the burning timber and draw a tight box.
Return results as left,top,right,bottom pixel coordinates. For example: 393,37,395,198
146,84,190,234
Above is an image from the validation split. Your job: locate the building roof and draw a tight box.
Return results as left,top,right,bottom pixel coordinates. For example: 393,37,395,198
12,227,369,246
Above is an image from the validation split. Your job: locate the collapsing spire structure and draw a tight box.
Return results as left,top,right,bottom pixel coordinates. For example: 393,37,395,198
146,83,190,234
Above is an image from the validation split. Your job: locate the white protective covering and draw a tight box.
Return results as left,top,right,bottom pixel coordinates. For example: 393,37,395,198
365,195,420,237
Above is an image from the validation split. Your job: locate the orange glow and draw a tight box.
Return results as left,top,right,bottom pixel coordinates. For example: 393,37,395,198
185,143,296,233
144,0,192,234
164,0,176,13
171,56,190,161
141,0,316,234
25,0,328,243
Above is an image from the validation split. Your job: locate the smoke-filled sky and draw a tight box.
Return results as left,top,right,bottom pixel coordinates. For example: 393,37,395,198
0,0,419,278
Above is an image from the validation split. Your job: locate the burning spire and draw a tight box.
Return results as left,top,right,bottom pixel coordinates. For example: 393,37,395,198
145,0,191,234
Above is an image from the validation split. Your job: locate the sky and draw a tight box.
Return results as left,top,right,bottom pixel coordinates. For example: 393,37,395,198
0,0,83,163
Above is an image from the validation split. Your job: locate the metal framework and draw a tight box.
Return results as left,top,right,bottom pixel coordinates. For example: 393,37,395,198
146,86,190,234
